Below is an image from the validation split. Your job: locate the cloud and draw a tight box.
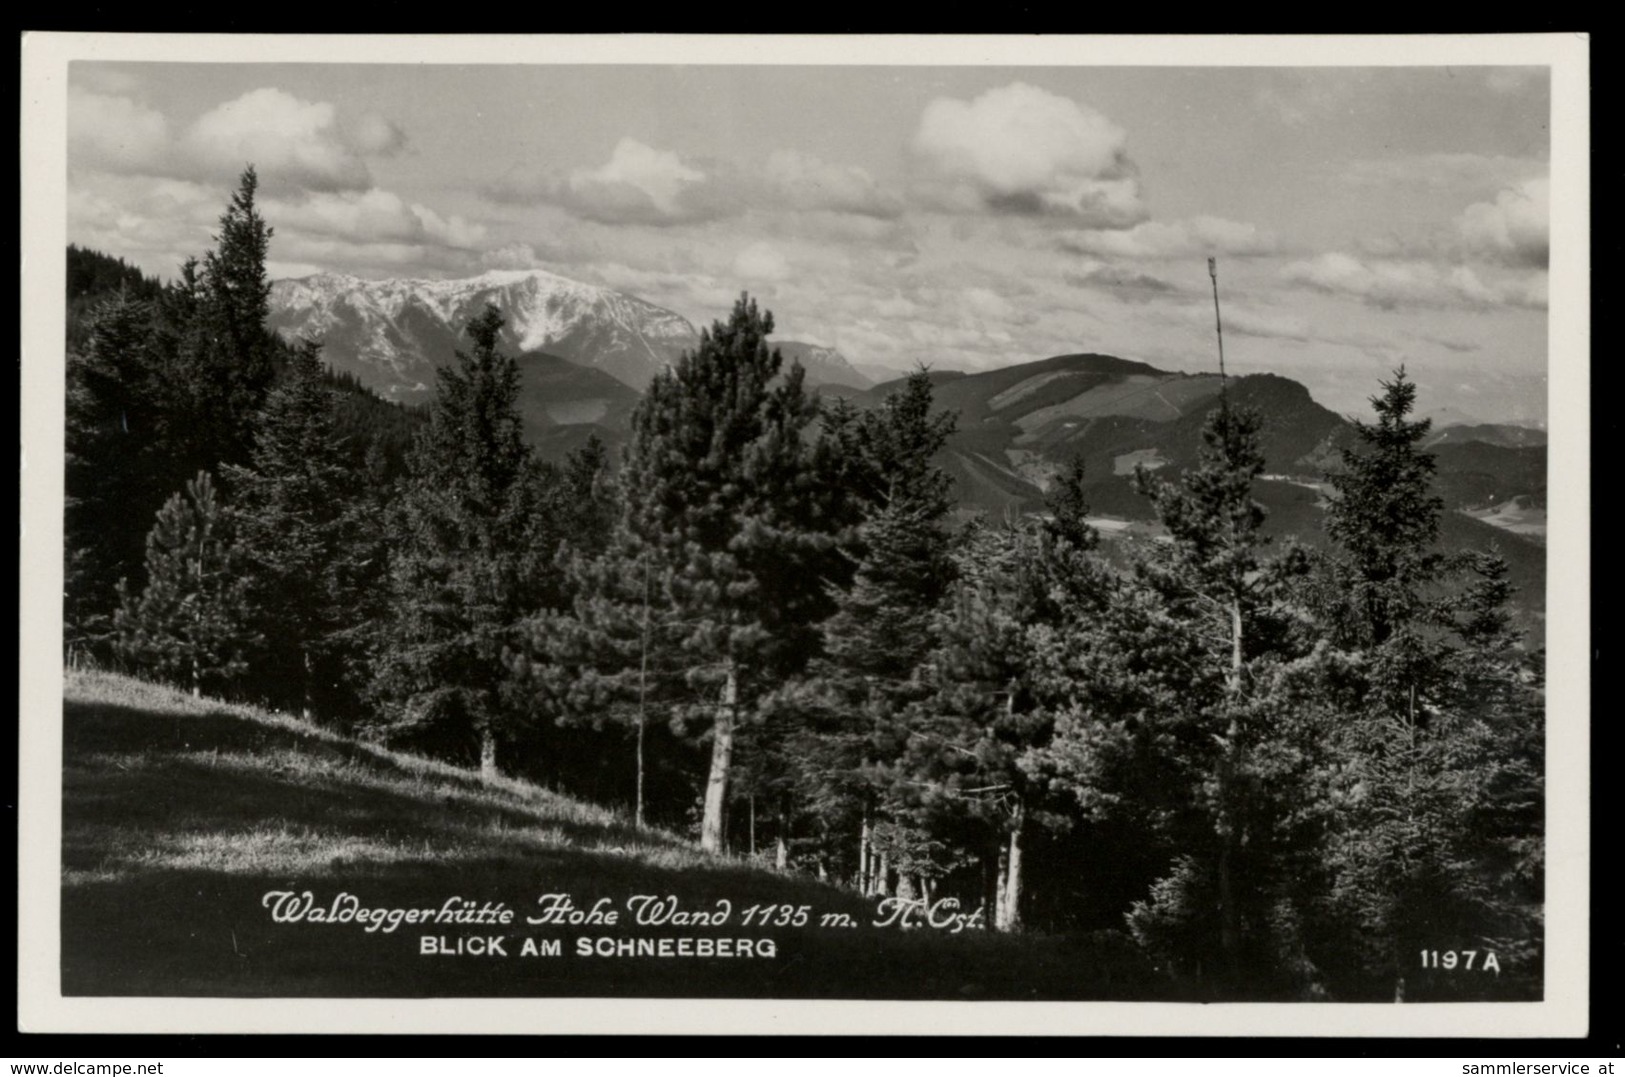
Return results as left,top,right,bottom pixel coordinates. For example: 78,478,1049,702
487,141,902,225
908,82,1144,225
265,188,486,249
183,88,376,192
1058,216,1279,260
1281,252,1546,311
732,241,792,282
1457,178,1549,267
348,113,410,157
1064,262,1182,304
761,150,903,219
68,88,170,173
70,85,415,195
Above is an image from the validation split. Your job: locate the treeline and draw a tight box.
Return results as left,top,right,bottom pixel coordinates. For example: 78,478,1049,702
68,171,1543,1002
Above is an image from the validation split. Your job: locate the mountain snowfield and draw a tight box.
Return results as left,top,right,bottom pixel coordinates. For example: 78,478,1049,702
267,267,869,397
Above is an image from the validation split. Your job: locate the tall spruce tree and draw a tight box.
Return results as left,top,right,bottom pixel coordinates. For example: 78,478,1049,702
370,305,557,778
113,471,256,697
778,370,959,886
226,339,361,720
615,294,850,853
1311,372,1545,1001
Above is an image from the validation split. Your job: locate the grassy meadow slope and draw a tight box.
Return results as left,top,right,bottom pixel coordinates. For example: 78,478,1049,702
61,671,1158,1000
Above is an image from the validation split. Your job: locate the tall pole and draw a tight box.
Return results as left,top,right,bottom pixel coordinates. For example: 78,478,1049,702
1215,255,1222,394
1208,256,1228,394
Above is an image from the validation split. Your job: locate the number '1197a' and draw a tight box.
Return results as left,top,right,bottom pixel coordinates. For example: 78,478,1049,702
1420,949,1501,973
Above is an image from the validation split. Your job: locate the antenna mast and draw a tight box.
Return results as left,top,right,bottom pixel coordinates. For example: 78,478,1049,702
1208,256,1228,395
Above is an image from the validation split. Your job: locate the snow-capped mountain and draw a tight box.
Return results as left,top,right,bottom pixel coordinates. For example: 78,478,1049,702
267,268,701,397
772,341,873,390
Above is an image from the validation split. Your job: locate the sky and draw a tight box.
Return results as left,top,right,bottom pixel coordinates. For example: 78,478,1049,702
65,60,1552,422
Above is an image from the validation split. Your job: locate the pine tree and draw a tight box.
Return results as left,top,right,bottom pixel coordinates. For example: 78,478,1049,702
1310,372,1545,1001
65,289,164,652
168,168,279,478
1323,366,1446,650
910,468,1106,931
780,370,959,884
113,471,256,696
370,305,558,778
614,294,850,853
225,339,361,720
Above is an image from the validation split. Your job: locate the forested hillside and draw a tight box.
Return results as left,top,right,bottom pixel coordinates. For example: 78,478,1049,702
64,170,1545,1001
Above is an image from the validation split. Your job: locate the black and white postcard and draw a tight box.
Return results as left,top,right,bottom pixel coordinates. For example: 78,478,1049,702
19,32,1591,1036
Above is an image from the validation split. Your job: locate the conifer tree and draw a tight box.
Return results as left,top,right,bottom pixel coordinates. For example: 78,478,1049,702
226,339,360,720
1311,372,1545,1001
65,290,164,650
614,294,850,853
168,168,279,477
370,305,557,778
113,471,255,696
779,370,959,882
911,467,1105,930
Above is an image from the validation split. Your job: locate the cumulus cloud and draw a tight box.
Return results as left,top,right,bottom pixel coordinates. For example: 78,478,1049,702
1457,178,1549,267
68,87,171,173
265,188,486,249
487,141,902,225
69,85,415,195
761,150,902,219
908,82,1144,224
1058,216,1279,260
1281,252,1547,311
183,88,376,192
348,113,411,157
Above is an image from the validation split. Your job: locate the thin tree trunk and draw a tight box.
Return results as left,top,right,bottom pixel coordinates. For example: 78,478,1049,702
1217,593,1244,974
775,802,789,871
1000,797,1026,932
877,851,891,897
699,663,736,854
859,812,871,894
635,561,650,829
300,648,313,722
479,727,498,781
994,844,1009,930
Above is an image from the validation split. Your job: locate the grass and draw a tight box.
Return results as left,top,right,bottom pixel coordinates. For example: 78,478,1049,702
61,670,1162,1000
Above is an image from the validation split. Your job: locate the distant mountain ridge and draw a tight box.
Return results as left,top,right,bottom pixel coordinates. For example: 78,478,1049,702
268,268,700,395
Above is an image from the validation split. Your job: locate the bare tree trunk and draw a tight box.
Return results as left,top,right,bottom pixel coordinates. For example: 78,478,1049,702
994,844,1009,930
635,560,650,829
1217,593,1244,976
919,875,932,903
775,802,789,871
479,727,498,781
699,663,737,854
877,852,892,897
858,812,871,894
1000,798,1026,932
